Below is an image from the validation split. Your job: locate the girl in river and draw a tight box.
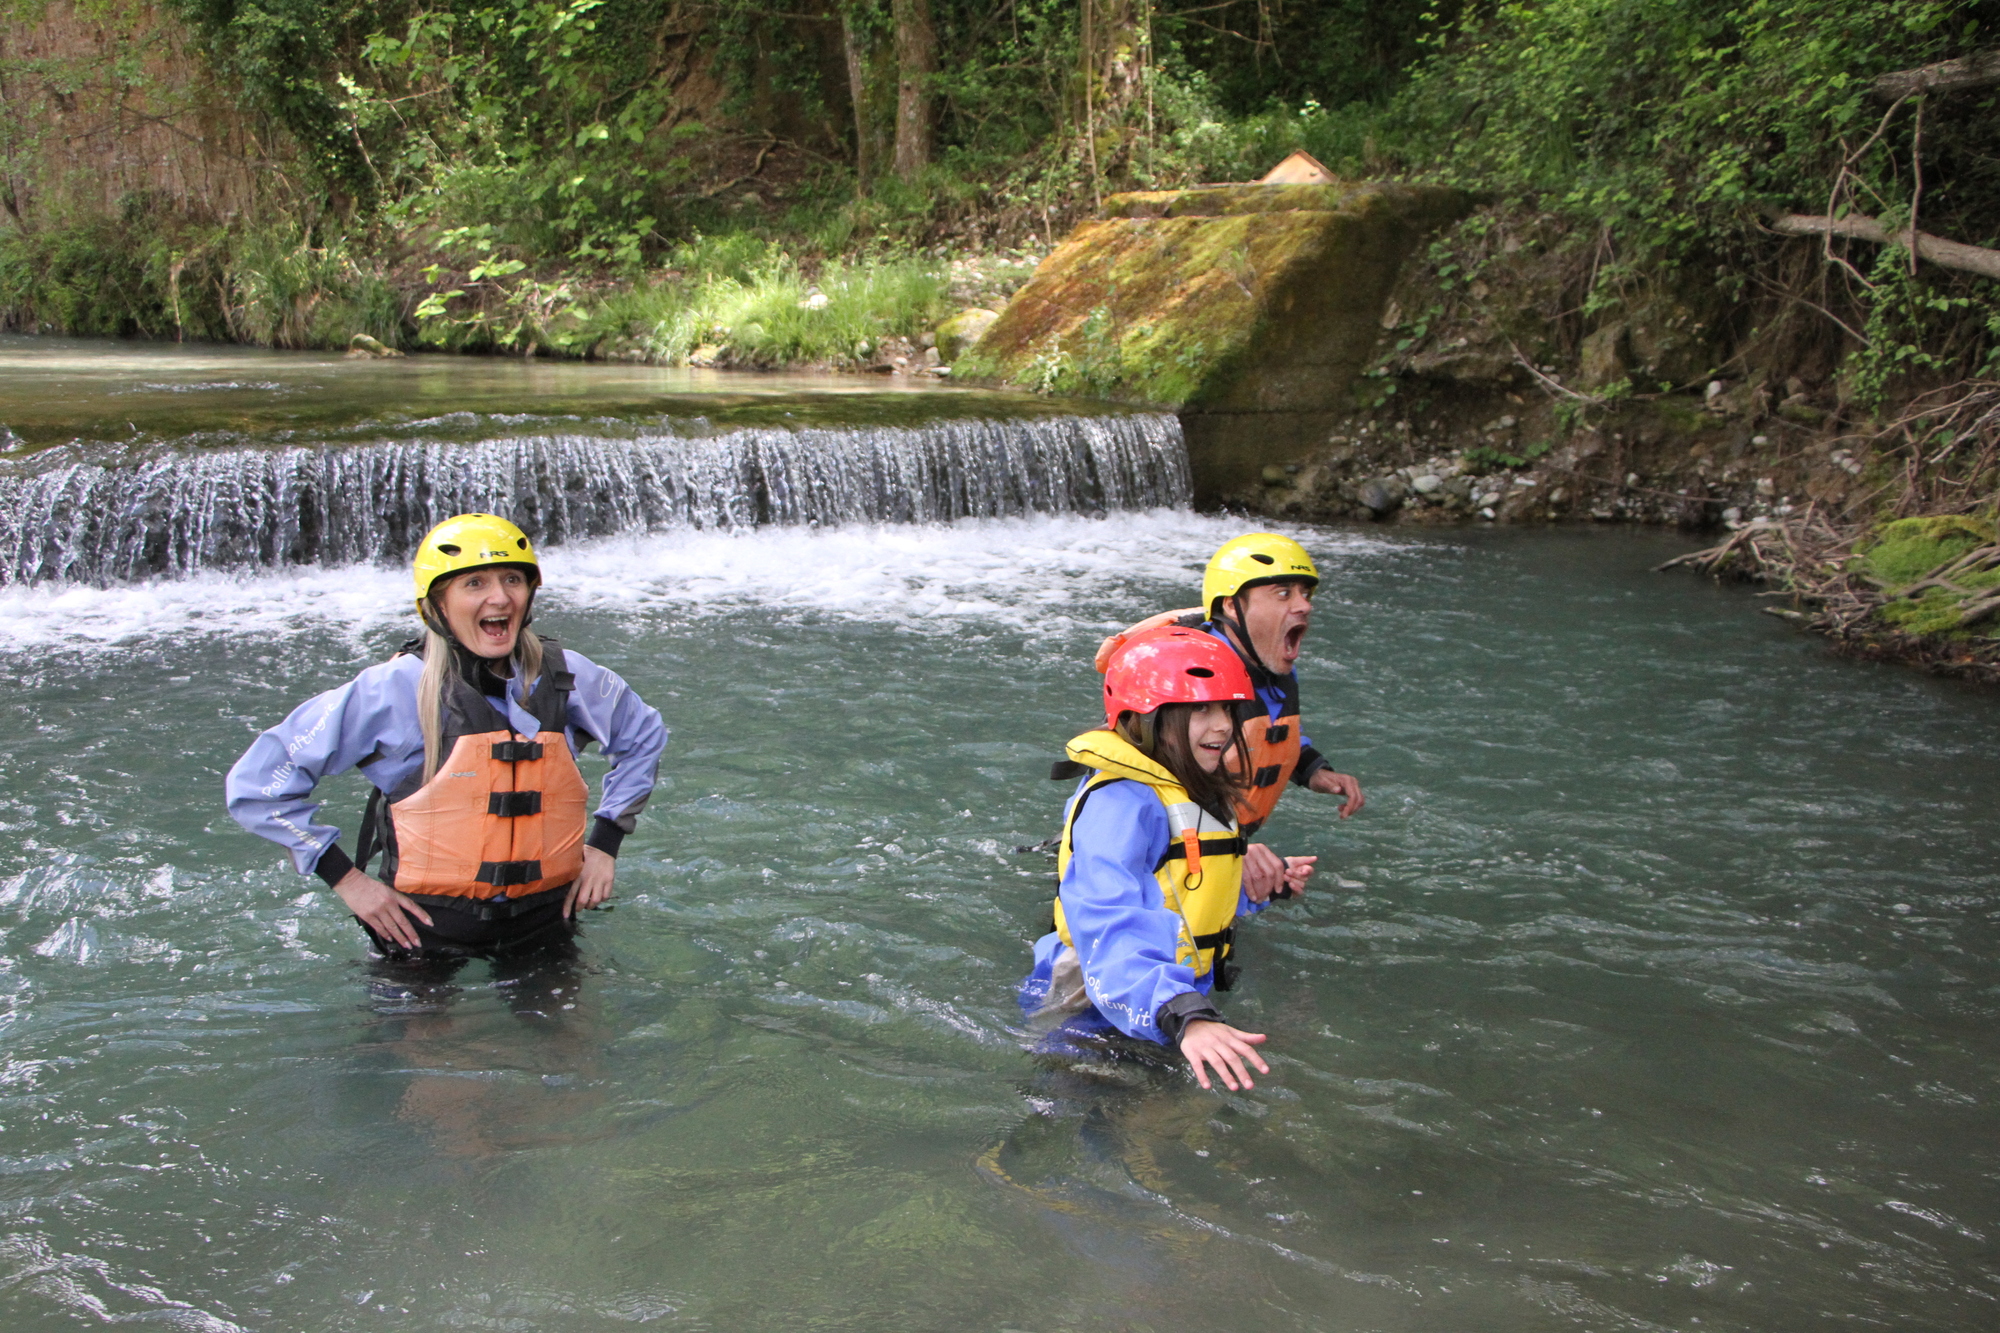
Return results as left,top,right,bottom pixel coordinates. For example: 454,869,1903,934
225,513,666,961
1022,626,1314,1090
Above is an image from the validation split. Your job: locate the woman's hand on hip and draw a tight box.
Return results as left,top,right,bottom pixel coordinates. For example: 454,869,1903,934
565,846,616,918
1179,1019,1270,1091
331,867,433,951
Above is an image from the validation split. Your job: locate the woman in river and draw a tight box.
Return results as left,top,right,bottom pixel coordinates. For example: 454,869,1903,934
225,513,666,961
1022,626,1314,1090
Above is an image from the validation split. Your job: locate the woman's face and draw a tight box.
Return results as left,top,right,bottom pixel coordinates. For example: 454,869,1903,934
437,566,533,659
1185,700,1235,773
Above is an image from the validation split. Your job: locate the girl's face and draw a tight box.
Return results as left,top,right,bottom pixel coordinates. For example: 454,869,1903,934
1185,700,1236,773
438,566,533,659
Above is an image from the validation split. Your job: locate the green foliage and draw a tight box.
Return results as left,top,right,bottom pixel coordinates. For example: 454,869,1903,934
162,0,381,204
0,203,232,340
594,242,953,368
226,226,402,347
1463,439,1555,473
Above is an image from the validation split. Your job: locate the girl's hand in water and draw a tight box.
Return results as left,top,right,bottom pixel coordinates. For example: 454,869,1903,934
565,846,616,918
1179,1019,1270,1090
331,867,433,950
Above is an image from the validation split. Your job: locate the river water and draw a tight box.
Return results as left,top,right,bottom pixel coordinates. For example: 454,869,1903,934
0,340,1996,1332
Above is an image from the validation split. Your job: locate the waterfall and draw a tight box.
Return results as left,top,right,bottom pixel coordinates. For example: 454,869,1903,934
0,413,1188,586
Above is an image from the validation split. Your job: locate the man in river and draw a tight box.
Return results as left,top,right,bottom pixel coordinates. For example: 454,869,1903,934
1095,533,1363,895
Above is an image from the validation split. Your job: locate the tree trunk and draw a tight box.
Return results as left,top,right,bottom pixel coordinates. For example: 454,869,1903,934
891,0,934,182
1772,212,2000,282
842,3,894,189
1872,49,2000,101
1080,0,1146,188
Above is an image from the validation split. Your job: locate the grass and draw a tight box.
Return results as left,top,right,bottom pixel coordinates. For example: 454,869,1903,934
562,242,955,368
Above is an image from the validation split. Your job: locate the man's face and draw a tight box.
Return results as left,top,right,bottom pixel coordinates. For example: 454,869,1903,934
1232,579,1314,673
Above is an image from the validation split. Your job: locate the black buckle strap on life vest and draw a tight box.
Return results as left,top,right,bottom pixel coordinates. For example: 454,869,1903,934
1160,835,1246,861
491,739,544,762
354,785,385,873
487,791,543,817
476,859,543,887
1263,724,1289,744
1050,760,1089,781
1252,764,1283,788
1193,925,1237,990
407,884,569,921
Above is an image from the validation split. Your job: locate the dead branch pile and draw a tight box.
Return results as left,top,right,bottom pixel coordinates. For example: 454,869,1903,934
1659,501,2000,685
1869,380,2000,517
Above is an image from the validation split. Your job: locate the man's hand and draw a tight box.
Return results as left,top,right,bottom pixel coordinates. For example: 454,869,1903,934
1180,1019,1270,1090
1280,854,1315,899
565,845,616,918
1309,768,1365,817
1241,842,1286,903
332,867,433,951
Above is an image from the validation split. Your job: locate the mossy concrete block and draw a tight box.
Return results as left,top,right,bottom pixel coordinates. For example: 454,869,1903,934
956,182,1470,500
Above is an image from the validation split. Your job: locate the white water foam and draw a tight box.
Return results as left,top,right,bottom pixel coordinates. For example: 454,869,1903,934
0,511,1390,651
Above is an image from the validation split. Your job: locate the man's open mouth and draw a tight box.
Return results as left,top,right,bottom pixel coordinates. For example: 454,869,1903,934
1282,623,1307,656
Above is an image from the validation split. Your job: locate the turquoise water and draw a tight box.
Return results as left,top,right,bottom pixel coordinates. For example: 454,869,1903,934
1,513,1995,1331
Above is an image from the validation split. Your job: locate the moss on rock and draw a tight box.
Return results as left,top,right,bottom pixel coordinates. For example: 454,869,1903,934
956,182,1469,498
1856,515,1995,588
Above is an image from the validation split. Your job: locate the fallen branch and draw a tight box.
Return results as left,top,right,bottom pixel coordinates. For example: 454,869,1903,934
1872,50,2000,101
1770,211,2000,282
1506,340,1606,404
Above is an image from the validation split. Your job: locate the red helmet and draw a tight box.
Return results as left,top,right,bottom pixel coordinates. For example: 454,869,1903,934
1102,626,1253,726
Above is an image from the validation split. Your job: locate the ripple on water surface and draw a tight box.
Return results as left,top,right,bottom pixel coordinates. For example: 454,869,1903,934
0,516,1995,1332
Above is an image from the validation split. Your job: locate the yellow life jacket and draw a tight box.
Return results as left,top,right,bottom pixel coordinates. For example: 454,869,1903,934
1053,729,1247,986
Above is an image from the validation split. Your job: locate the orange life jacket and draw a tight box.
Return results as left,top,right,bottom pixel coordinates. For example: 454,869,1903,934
376,643,588,900
1094,608,1301,836
1232,672,1302,836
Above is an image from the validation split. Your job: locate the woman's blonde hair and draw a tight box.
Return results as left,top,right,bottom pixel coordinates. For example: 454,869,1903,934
415,574,543,784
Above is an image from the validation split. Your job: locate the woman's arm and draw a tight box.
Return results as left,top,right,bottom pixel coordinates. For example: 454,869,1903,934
556,651,667,915
223,658,416,882
560,651,667,856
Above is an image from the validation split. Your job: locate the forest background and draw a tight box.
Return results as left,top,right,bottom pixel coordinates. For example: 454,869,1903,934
0,0,1991,388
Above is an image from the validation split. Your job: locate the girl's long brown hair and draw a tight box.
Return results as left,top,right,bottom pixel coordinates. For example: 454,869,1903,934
1115,702,1246,822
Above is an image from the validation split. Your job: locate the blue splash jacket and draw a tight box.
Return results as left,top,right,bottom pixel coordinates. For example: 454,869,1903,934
225,648,666,885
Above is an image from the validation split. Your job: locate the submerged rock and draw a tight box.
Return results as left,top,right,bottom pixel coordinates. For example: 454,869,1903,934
346,333,404,359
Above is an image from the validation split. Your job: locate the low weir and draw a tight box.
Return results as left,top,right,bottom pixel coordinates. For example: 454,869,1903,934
0,412,1188,585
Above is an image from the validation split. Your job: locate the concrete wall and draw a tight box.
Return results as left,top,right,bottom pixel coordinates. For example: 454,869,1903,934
957,181,1470,502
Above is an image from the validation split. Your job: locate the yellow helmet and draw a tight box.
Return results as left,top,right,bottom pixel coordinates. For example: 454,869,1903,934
411,513,540,614
1201,533,1318,617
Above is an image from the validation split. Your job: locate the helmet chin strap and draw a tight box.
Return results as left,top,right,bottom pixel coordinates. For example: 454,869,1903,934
1214,592,1276,678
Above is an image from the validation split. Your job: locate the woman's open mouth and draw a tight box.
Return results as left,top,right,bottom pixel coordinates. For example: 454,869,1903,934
478,614,514,644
